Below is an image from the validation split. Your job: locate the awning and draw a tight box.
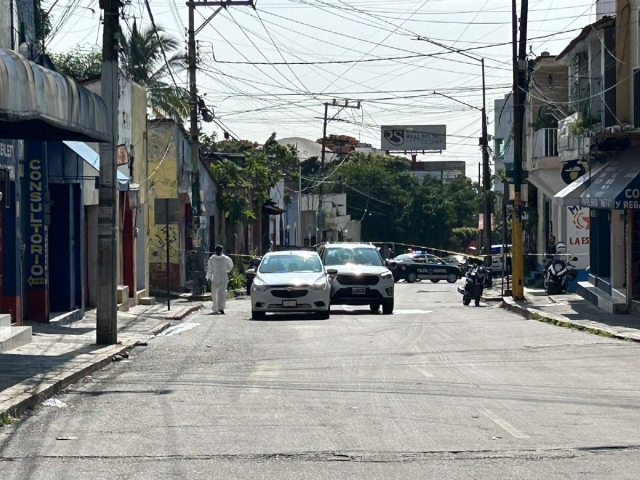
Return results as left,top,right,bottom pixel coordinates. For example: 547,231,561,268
528,169,566,198
553,161,610,206
0,48,109,142
63,141,130,190
581,149,640,209
262,200,285,215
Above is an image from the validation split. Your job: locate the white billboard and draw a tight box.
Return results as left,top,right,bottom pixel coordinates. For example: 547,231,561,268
381,125,446,151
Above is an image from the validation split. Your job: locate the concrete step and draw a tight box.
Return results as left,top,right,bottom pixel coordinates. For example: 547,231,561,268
577,281,628,314
139,297,155,306
117,301,129,313
0,326,32,353
116,285,129,305
0,314,11,328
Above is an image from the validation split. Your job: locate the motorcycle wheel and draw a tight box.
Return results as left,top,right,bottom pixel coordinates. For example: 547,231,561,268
463,296,471,306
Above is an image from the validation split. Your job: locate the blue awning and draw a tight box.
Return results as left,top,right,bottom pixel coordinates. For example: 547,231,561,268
581,149,640,209
0,48,109,142
63,141,129,190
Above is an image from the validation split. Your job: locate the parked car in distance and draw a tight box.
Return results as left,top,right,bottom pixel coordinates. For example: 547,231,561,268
250,251,333,320
391,254,461,283
444,254,470,274
318,243,395,314
489,244,512,276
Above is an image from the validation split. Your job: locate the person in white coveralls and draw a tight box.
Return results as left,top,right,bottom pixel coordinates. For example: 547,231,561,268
206,245,234,314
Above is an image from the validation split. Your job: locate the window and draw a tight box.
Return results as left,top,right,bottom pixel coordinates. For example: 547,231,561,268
259,254,323,274
494,138,505,158
324,248,384,267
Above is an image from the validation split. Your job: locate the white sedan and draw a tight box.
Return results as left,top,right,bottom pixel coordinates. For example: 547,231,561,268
250,251,335,320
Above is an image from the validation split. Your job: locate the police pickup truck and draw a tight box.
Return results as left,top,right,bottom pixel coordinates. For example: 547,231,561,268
390,253,461,284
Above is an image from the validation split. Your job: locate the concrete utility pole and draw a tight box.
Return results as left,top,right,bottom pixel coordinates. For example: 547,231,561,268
511,0,528,299
432,85,490,268
418,38,492,267
480,58,492,267
319,99,361,243
97,0,120,344
187,0,254,292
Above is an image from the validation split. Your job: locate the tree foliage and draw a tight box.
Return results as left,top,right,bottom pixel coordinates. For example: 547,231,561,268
203,133,297,225
51,23,188,120
324,152,480,250
50,47,102,82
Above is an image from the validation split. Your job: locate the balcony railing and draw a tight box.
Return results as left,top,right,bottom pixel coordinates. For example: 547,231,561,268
533,128,558,158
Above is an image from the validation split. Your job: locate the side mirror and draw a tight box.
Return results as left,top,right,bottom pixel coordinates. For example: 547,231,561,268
246,268,256,275
571,256,579,262
326,268,338,276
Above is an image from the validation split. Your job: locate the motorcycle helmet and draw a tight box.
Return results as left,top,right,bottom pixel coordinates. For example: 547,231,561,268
555,242,567,254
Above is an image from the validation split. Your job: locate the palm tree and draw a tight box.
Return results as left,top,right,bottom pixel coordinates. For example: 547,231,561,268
120,21,190,120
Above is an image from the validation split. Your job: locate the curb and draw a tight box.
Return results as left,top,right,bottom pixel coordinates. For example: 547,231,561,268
163,304,202,320
500,297,640,343
0,321,172,421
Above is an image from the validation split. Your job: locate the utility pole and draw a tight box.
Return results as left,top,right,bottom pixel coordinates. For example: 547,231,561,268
97,0,120,344
511,0,528,299
318,99,361,243
432,85,490,267
187,0,254,290
481,58,492,269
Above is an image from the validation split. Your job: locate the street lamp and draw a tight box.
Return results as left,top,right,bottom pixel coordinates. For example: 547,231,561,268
415,36,492,269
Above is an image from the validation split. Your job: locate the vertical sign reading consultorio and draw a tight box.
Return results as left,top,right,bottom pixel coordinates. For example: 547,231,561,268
26,158,47,289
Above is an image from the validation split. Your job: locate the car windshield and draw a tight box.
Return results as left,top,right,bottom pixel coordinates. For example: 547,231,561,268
394,254,414,261
324,248,384,266
259,255,323,274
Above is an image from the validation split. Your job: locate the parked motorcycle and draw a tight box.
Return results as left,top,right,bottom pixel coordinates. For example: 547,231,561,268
544,256,578,295
458,265,488,307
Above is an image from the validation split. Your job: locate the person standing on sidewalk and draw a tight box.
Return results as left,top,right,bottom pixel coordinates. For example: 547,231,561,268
206,245,234,314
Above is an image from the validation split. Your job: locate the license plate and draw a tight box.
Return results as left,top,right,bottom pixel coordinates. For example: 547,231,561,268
352,288,366,295
282,300,297,307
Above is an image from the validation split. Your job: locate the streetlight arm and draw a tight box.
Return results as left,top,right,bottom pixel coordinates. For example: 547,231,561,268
432,91,482,112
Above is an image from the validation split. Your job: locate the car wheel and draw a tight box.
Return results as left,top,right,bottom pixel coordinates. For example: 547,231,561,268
407,272,417,283
447,273,457,284
430,279,440,283
251,310,266,320
382,299,394,315
370,303,381,312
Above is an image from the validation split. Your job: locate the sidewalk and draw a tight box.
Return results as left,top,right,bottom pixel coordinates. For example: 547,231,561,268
501,288,640,343
0,300,202,420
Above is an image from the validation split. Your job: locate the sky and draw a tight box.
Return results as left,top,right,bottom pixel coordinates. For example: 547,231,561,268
45,0,603,174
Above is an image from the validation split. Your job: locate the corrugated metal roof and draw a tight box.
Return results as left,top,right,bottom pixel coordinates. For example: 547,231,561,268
63,141,130,190
0,48,109,142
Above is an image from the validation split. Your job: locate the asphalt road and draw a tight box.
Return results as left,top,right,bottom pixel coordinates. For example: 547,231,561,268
2,282,640,479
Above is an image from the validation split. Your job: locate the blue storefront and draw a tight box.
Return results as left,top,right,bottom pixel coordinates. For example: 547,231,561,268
0,48,108,323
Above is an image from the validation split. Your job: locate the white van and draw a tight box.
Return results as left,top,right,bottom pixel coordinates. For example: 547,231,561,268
489,244,512,276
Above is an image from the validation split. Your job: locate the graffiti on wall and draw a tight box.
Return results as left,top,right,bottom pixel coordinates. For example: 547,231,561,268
150,225,179,261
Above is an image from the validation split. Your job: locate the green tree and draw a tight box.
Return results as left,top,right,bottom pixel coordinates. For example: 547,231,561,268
205,133,297,227
49,47,102,82
51,23,189,120
120,22,189,120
